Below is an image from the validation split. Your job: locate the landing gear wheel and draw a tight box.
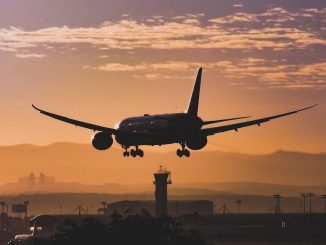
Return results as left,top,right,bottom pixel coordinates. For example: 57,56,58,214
138,150,144,158
130,149,137,157
177,149,182,157
123,152,130,157
176,142,190,157
123,146,130,157
184,149,190,157
124,146,144,158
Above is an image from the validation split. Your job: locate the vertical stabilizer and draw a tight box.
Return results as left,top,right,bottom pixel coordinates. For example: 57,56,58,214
187,67,202,116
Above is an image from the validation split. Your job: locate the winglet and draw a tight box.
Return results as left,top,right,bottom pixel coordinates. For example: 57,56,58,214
32,104,41,111
187,67,202,116
297,104,318,112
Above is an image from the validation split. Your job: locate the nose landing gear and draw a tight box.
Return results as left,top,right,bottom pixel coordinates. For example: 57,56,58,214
123,146,130,157
176,142,190,157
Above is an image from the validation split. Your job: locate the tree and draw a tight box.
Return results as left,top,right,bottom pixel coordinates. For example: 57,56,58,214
28,213,211,245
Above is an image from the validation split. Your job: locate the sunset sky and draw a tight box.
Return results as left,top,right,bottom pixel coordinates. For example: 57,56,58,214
1,0,325,154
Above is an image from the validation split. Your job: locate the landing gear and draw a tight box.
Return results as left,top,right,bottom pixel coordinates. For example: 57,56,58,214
123,146,130,157
130,148,144,158
176,149,190,157
176,142,190,157
123,146,144,158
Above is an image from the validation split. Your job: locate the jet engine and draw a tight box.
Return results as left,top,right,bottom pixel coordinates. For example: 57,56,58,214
92,132,113,150
186,135,207,150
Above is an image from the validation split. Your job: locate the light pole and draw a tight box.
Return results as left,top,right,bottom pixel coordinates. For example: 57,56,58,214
6,203,8,228
307,193,315,214
101,201,107,215
321,195,326,214
300,193,307,214
235,199,242,214
23,200,30,231
273,194,281,214
0,202,7,230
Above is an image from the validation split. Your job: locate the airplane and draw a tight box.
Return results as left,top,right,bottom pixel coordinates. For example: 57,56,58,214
33,67,317,158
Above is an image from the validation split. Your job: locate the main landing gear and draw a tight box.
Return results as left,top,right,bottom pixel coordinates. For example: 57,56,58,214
176,142,190,157
123,146,144,158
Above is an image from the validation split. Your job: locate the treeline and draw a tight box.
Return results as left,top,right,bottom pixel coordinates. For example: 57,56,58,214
28,213,211,245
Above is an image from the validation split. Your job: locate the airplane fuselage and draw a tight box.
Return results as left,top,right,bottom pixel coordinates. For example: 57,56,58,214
115,113,203,146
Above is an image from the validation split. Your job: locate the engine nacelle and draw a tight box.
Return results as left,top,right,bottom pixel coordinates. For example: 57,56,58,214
92,132,113,150
186,135,207,150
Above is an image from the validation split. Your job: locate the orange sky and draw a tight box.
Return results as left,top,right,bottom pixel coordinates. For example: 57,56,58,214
0,0,325,155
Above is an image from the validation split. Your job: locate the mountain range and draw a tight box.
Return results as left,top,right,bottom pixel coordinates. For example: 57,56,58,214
0,143,325,194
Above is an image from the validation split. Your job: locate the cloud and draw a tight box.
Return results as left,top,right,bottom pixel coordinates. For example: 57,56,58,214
89,61,200,81
260,72,288,82
0,7,325,55
150,61,195,71
233,4,244,8
293,62,326,77
301,8,326,15
256,62,326,89
90,61,198,73
182,18,201,25
88,59,326,89
15,53,47,58
210,7,325,25
260,7,295,23
91,63,147,72
144,73,160,80
1,7,324,90
0,46,16,52
209,12,258,24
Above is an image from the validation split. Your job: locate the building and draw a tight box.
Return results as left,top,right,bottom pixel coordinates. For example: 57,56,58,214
153,166,171,217
103,200,214,217
100,167,213,217
18,172,55,187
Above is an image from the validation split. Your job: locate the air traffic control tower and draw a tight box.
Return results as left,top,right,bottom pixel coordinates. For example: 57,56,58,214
153,166,171,217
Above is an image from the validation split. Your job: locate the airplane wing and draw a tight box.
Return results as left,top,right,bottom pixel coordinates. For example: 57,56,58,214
32,104,117,134
202,105,317,136
202,116,251,125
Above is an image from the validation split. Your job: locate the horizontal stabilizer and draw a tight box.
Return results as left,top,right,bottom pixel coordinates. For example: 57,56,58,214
203,116,251,125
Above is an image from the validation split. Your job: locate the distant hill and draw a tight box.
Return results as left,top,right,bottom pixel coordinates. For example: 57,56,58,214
3,192,326,215
1,178,326,198
0,143,325,188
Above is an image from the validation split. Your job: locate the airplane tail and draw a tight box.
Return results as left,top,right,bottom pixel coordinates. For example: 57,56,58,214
186,67,202,116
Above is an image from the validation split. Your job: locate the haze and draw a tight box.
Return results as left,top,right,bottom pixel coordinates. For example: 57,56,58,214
0,0,325,186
